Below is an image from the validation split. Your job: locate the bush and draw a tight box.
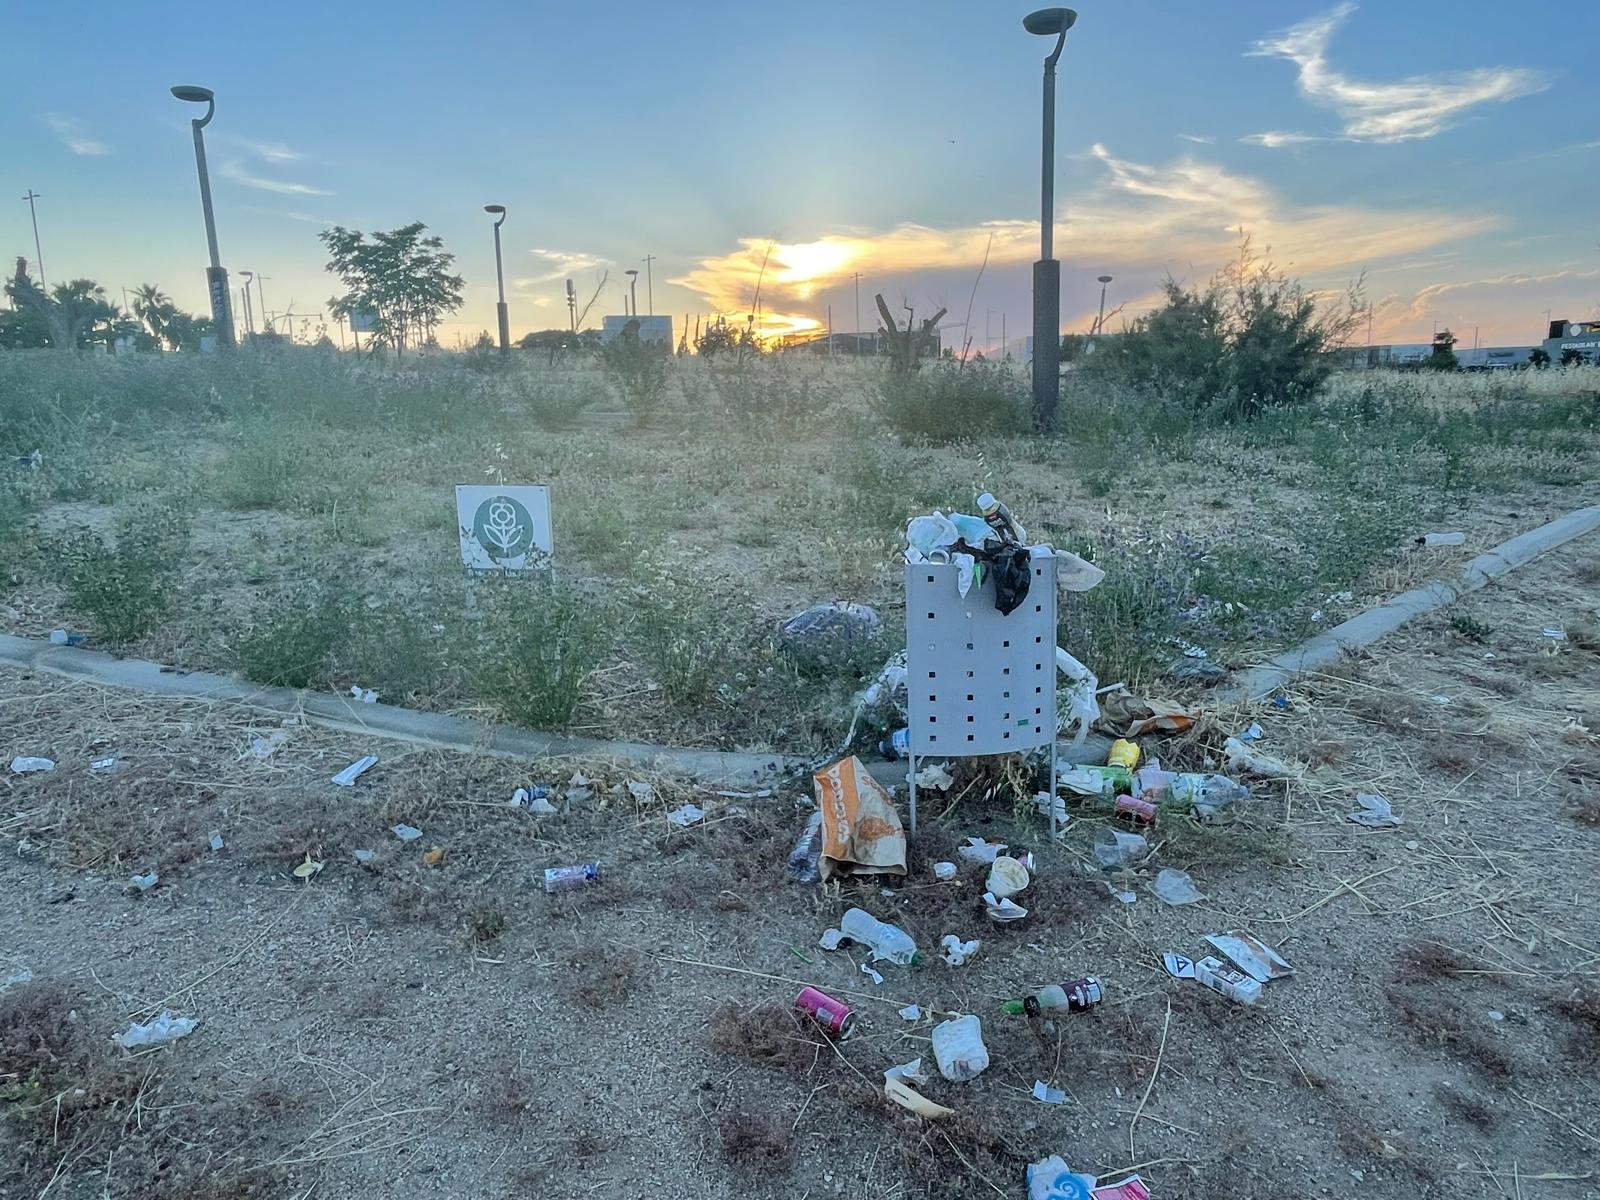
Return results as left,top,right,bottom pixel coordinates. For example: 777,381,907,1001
512,371,607,431
472,577,611,729
703,362,841,434
599,327,671,427
55,508,186,644
870,360,1031,441
1088,238,1363,419
236,585,350,688
627,557,743,704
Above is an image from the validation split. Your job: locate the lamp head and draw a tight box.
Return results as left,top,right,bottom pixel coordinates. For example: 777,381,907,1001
1098,275,1113,284
484,204,505,214
1022,7,1076,36
625,269,639,277
170,84,214,103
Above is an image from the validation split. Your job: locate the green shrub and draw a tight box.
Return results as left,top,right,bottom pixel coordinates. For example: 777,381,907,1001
0,485,29,579
215,426,299,510
472,577,611,729
55,509,186,644
513,372,607,430
870,361,1030,441
236,586,350,688
599,328,671,427
627,558,741,704
704,363,842,434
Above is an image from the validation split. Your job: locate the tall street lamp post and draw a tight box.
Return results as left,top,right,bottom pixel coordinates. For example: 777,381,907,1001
1022,8,1076,431
1093,274,1112,336
170,84,233,348
625,269,639,319
641,254,656,315
484,205,509,353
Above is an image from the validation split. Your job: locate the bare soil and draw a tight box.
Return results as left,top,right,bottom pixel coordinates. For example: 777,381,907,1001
2,535,1597,1199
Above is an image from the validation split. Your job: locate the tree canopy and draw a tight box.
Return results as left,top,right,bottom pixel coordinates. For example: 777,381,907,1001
321,223,465,358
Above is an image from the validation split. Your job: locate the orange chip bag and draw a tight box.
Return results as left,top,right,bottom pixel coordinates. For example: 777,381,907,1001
813,756,907,882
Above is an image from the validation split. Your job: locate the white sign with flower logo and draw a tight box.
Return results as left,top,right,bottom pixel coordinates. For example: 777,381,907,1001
455,485,553,572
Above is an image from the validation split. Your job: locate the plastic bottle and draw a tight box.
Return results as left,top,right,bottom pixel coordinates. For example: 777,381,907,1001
879,727,910,760
543,863,599,893
1001,978,1103,1015
1165,774,1250,819
787,811,823,883
976,492,1025,545
1106,738,1142,771
931,1014,990,1082
839,907,919,966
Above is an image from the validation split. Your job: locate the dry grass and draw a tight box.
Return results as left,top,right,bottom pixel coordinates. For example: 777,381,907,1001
717,1112,795,1167
564,947,642,1010
708,1004,821,1074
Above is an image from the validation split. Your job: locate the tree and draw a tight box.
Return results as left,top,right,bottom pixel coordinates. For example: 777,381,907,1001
320,222,465,359
600,321,671,426
1427,329,1458,371
1528,347,1551,369
132,283,172,345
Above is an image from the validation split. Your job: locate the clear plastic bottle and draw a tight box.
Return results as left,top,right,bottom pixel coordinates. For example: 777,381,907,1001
839,907,919,966
543,863,599,893
931,1014,990,1081
786,811,823,883
1165,773,1250,819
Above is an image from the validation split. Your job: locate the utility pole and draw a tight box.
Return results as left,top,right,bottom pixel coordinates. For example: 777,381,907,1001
255,274,269,333
642,254,656,315
20,190,46,290
1001,312,1007,358
828,304,834,356
851,272,862,352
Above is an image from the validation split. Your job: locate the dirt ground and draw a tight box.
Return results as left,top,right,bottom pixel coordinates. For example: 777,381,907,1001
2,533,1598,1199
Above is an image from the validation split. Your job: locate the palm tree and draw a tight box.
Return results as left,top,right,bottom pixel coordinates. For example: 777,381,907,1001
49,280,117,348
132,283,171,345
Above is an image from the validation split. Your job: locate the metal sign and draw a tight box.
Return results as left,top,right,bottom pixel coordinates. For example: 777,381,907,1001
348,307,379,333
455,485,552,572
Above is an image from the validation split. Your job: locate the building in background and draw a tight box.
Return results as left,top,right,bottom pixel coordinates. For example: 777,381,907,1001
600,315,672,345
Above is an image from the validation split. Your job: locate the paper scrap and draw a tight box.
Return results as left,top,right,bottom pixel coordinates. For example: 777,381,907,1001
331,755,378,786
1161,952,1196,979
666,803,705,827
1206,930,1294,982
1032,1080,1066,1105
940,935,980,966
1348,792,1402,828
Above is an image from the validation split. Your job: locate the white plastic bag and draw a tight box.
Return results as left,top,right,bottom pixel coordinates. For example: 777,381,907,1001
1054,647,1100,748
906,513,959,560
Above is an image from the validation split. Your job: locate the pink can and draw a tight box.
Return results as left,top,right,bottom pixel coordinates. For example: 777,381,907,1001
1114,794,1157,825
794,986,856,1037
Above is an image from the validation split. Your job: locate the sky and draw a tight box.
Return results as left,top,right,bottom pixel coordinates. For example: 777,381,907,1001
7,0,1597,351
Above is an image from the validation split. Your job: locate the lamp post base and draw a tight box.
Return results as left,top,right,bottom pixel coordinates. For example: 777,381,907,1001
206,266,234,348
496,302,510,354
1031,258,1061,431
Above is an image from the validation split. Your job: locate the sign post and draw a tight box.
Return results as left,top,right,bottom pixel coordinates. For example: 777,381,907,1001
455,485,553,573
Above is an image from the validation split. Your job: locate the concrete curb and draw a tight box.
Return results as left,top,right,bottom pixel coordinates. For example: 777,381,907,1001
0,634,787,786
1216,504,1600,703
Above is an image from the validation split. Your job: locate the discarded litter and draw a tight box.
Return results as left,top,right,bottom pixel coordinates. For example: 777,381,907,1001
1057,765,1130,799
836,907,919,966
814,757,906,881
931,1014,990,1082
1206,930,1294,982
983,892,1029,923
331,755,378,787
985,855,1030,900
1107,738,1141,770
958,836,1008,865
1238,721,1265,743
1055,647,1101,748
932,861,957,881
208,830,224,852
544,863,599,894
1541,626,1567,641
787,811,824,884
391,823,423,842
1002,979,1103,1016
353,849,376,864
246,731,288,760
293,853,324,879
1193,955,1261,1005
899,1004,922,1021
940,935,980,967
1161,952,1196,980
1348,792,1402,828
1092,828,1147,870
884,1056,953,1119
860,961,885,986
1033,790,1070,828
627,780,654,804
779,602,881,667
48,629,87,646
666,803,705,827
1114,794,1158,826
879,727,911,760
1032,1080,1067,1105
1164,772,1250,820
1093,1176,1151,1200
1150,868,1205,906
1222,736,1297,780
422,847,444,867
794,985,855,1037
1418,531,1465,547
914,762,954,791
1098,692,1199,738
90,757,118,772
114,1013,197,1050
349,685,378,704
9,756,55,775
3,968,33,989
1028,1156,1098,1200
129,871,159,892
15,448,42,470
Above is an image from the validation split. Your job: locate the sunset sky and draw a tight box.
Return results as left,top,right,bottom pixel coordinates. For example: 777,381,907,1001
10,0,1597,350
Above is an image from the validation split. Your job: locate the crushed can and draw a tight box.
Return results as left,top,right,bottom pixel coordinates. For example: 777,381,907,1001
794,986,856,1037
1114,794,1157,825
1106,738,1142,771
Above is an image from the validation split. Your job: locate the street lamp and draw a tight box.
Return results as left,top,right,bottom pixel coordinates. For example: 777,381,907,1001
484,205,509,354
1022,8,1076,431
239,269,256,336
625,268,639,319
1093,274,1112,336
170,84,233,348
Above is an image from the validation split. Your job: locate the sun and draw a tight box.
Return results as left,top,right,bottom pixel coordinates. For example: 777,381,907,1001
772,240,854,297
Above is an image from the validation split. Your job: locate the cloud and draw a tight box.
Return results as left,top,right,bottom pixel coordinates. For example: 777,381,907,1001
675,143,1494,337
1240,131,1322,148
1368,266,1600,343
516,248,607,287
1247,3,1548,142
1176,134,1216,144
219,160,331,196
39,112,110,155
227,137,303,163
